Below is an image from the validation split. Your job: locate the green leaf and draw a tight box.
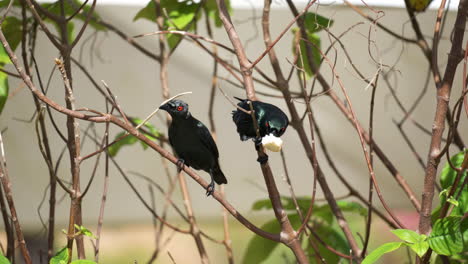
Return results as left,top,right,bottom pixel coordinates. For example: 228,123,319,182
310,224,350,263
108,118,161,157
408,0,434,12
1,16,23,58
391,229,424,243
439,151,468,216
204,0,231,28
291,28,321,79
336,200,368,217
0,255,10,264
131,117,161,143
407,240,429,258
303,12,333,33
428,216,463,256
251,198,273,211
447,196,459,207
0,71,8,115
441,151,467,189
134,1,199,50
0,0,20,8
108,132,137,157
461,218,468,252
70,260,97,264
362,242,404,264
242,214,301,264
74,225,96,239
391,229,429,258
50,247,69,264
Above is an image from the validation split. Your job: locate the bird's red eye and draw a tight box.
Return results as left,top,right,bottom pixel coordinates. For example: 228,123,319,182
177,106,183,111
265,122,269,127
281,127,285,131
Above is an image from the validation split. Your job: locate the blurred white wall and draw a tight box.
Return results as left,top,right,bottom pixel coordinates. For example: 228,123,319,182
0,1,466,229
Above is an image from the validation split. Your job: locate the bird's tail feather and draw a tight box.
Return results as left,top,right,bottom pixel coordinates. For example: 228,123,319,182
212,162,227,184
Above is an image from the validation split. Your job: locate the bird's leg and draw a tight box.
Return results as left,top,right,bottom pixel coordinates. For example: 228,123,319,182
253,138,269,164
257,154,269,164
206,171,216,196
253,136,263,151
176,159,185,172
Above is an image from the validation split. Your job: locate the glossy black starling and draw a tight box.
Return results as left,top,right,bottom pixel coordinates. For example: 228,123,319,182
159,99,227,196
232,97,289,142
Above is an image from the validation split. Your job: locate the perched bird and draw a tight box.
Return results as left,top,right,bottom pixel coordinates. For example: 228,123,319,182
232,97,289,143
159,99,227,196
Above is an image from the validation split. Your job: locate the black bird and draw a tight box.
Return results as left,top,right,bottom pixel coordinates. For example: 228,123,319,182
232,97,289,143
159,99,227,196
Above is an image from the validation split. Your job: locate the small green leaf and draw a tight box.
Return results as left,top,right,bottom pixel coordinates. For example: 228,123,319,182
407,240,429,258
75,225,96,239
242,214,301,264
428,216,463,256
408,0,434,12
1,16,23,61
134,1,199,50
303,12,333,33
131,118,160,138
447,196,459,207
108,132,137,157
362,242,404,264
391,229,424,243
108,118,161,156
291,28,321,79
439,151,468,216
310,224,350,263
439,189,448,198
134,1,156,22
204,0,231,28
0,0,20,8
0,255,10,264
70,260,97,264
50,247,69,264
391,229,429,258
441,151,467,189
251,198,273,211
0,71,8,115
336,200,368,217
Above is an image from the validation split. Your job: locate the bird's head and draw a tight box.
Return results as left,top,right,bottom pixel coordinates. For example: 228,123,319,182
159,100,190,119
265,118,288,137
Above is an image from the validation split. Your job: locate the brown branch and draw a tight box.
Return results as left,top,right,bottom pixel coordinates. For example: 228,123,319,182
345,1,417,43
177,171,210,264
216,0,256,100
309,37,406,229
1,26,283,244
94,105,110,263
418,1,468,263
419,0,468,239
0,133,32,264
204,13,234,263
216,1,309,262
0,163,13,261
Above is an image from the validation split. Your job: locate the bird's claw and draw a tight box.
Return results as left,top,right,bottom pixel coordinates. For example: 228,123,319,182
257,154,269,164
176,159,185,171
206,181,215,196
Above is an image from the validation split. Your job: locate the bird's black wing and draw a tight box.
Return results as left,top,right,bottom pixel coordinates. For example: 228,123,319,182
232,98,253,135
194,120,219,158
